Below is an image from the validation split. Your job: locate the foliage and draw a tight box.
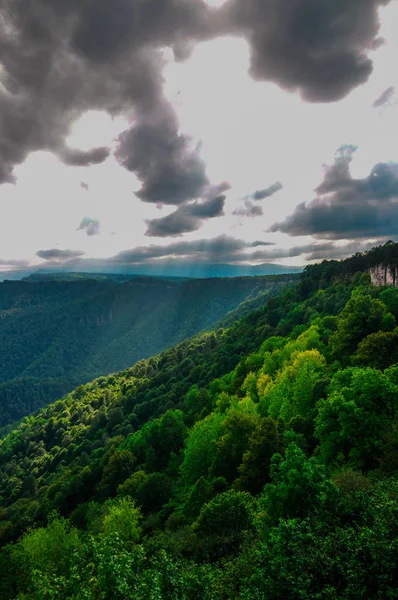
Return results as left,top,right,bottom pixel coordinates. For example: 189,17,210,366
1,244,398,598
0,275,293,426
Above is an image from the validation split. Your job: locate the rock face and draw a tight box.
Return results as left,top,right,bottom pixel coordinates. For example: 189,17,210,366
369,264,398,287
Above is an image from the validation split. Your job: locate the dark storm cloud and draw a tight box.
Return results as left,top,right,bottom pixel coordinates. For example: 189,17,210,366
61,147,110,167
224,0,390,102
36,249,86,261
117,116,210,206
233,199,263,218
78,217,101,236
372,86,395,108
145,194,226,237
0,0,390,198
252,182,283,200
71,0,218,62
270,152,398,239
0,0,220,192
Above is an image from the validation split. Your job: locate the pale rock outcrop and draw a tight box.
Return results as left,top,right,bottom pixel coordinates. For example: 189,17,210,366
369,264,398,287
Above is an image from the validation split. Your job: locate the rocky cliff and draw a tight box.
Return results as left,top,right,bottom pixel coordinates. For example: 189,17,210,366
369,264,398,287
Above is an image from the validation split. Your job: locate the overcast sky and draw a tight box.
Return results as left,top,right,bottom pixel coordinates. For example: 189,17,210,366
1,0,398,273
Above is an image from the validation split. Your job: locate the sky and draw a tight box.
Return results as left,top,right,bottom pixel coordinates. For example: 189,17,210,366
1,0,398,275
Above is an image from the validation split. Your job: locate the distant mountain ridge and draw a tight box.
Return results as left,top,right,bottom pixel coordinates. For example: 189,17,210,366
0,262,302,282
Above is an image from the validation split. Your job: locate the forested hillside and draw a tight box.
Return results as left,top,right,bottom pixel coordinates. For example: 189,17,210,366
1,242,398,599
0,274,294,426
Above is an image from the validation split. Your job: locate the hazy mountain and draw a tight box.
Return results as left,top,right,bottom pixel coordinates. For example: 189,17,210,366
0,273,297,425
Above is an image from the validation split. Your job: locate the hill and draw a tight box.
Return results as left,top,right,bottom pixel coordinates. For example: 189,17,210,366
0,274,296,426
1,242,398,598
21,273,138,283
0,262,302,283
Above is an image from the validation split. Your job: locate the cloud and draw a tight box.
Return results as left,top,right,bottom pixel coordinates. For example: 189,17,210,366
0,258,30,267
36,249,85,261
0,164,16,186
81,182,89,192
145,184,229,236
300,239,389,261
117,117,210,206
252,181,283,200
270,149,398,239
0,0,389,193
224,0,389,102
30,237,388,273
61,147,110,167
78,217,101,236
110,237,389,265
111,234,273,264
214,239,390,262
234,181,283,217
0,0,219,190
372,86,395,108
315,144,358,195
233,199,263,217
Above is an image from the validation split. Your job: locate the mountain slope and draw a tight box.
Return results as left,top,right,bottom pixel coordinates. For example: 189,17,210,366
1,243,398,598
0,274,296,425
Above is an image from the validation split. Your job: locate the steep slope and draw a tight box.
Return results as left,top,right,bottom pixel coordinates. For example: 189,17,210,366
0,274,296,425
1,243,398,599
1,246,398,597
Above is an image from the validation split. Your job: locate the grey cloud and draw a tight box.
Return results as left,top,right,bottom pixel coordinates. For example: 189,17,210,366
270,154,398,239
235,181,283,217
233,199,263,217
188,194,226,218
61,147,110,167
301,239,389,261
145,194,226,237
36,249,85,261
81,182,89,191
221,239,389,262
315,144,357,195
112,235,273,263
372,86,395,108
0,0,389,199
252,182,283,200
145,212,199,237
224,0,390,102
0,258,29,267
117,117,210,206
71,0,217,63
0,163,16,185
78,217,101,236
0,0,219,196
30,238,387,271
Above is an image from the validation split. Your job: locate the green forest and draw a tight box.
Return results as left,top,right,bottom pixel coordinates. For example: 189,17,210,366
1,241,398,599
0,274,294,427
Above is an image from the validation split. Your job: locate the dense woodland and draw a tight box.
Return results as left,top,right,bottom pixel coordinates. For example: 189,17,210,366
1,242,398,598
0,274,294,427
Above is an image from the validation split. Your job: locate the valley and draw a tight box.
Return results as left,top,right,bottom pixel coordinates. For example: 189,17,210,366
0,242,398,599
